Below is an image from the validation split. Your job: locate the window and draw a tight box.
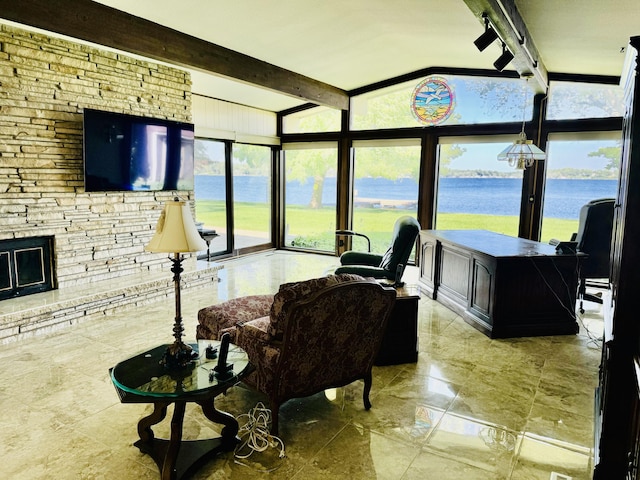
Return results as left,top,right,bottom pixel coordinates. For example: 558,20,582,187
194,140,273,256
546,81,624,120
436,137,523,236
540,132,621,242
283,142,338,252
232,144,272,249
351,139,420,255
282,106,342,134
351,75,532,130
194,138,228,254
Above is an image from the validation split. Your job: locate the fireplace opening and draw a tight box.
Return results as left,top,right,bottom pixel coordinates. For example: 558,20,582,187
0,236,56,301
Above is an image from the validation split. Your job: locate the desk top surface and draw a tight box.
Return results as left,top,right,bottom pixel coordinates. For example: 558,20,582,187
422,229,579,258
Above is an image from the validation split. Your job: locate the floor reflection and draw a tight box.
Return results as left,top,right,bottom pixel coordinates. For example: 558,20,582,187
0,251,600,479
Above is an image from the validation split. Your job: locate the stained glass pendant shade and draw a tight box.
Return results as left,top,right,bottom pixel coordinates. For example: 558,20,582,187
498,77,545,169
497,131,546,169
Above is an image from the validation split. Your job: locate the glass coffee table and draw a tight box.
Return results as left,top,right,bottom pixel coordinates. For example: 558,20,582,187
110,341,252,480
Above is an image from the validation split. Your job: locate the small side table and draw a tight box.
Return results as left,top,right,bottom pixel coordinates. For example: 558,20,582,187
110,341,252,480
374,283,420,366
197,229,219,261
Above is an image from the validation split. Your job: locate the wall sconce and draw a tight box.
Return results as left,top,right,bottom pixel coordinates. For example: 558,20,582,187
493,43,514,71
474,15,499,52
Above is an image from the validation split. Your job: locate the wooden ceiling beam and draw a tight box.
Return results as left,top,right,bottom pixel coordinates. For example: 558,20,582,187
0,0,349,110
463,0,548,93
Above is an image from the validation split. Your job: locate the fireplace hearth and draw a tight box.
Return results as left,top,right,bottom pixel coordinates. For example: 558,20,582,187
0,237,56,301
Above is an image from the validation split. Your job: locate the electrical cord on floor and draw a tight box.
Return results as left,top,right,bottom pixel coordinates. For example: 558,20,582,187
529,257,578,321
575,307,604,349
234,402,285,471
529,256,603,349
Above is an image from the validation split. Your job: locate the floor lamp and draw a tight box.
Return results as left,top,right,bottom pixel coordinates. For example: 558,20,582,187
145,199,207,368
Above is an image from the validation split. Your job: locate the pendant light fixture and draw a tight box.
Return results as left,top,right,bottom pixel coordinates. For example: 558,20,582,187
497,76,545,169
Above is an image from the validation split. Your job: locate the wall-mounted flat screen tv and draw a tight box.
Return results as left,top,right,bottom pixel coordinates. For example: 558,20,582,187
83,108,195,192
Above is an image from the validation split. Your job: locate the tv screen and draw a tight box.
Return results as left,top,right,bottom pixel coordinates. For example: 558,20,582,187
83,108,194,192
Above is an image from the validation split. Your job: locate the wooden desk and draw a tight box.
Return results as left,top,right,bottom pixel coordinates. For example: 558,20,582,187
418,230,582,339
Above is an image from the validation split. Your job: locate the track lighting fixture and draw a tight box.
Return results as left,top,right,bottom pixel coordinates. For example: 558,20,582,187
493,43,514,71
474,15,499,52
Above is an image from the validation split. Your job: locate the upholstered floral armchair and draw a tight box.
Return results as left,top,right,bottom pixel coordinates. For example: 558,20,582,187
196,274,397,434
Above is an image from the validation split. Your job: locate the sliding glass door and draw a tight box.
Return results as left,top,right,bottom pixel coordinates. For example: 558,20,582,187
194,139,273,257
194,138,228,255
232,143,272,250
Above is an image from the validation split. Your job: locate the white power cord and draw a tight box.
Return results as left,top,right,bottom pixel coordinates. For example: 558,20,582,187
234,402,286,463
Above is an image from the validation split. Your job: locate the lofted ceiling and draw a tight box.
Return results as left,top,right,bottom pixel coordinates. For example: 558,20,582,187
6,0,640,112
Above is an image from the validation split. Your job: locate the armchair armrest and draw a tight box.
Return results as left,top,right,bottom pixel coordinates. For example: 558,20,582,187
236,317,282,392
336,230,371,252
339,251,383,267
236,316,272,343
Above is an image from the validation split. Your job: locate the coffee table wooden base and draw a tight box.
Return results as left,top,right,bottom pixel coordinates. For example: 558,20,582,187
110,343,252,480
134,400,240,480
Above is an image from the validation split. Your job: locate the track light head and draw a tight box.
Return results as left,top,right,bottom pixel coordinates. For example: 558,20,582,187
474,26,499,52
493,44,514,71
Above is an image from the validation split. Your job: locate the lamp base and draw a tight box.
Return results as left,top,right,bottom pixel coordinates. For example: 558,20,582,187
161,341,199,369
213,362,234,380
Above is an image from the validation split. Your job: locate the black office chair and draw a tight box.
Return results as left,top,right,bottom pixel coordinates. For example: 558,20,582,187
335,216,420,283
552,198,615,313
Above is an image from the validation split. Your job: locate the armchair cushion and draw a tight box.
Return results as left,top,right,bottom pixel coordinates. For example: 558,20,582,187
268,273,364,339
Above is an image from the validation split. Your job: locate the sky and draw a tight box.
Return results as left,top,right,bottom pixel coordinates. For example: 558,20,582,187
450,139,619,172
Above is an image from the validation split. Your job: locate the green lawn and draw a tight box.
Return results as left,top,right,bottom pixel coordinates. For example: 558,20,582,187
195,200,578,252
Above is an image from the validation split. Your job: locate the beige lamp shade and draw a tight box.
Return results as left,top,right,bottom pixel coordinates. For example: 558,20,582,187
145,200,207,253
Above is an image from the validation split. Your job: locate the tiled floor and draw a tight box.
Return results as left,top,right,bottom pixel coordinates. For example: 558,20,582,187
0,251,603,479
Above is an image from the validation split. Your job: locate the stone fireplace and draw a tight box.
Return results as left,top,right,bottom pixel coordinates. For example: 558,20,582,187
0,237,56,301
0,24,224,343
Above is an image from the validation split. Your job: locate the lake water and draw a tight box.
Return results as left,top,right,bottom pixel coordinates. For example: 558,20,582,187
195,175,618,219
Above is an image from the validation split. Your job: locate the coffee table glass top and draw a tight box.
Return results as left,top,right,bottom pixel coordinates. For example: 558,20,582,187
111,340,250,399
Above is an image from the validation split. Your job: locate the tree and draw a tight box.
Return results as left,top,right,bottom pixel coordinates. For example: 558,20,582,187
588,143,622,171
286,147,336,208
548,83,624,119
233,143,271,175
194,139,224,175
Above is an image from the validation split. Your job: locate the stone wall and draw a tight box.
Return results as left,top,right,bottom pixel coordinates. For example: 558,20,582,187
0,23,197,288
